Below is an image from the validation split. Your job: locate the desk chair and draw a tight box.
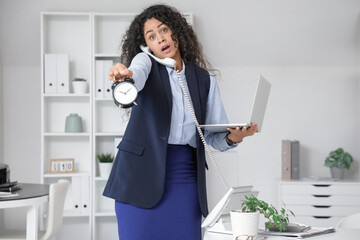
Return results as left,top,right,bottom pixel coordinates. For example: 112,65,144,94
336,212,360,229
0,179,70,240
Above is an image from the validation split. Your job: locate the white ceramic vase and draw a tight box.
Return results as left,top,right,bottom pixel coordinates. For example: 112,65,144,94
230,211,259,240
72,81,87,94
99,162,112,178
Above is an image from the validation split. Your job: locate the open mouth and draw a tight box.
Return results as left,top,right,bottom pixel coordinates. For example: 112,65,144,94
162,45,170,52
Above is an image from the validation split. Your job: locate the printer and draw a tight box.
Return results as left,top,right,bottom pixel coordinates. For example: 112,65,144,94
0,163,10,184
202,186,259,239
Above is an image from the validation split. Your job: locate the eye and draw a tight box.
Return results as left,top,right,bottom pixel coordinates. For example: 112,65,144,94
149,34,155,40
161,27,168,33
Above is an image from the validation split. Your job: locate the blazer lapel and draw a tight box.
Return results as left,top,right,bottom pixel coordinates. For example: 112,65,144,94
185,63,202,123
158,63,173,113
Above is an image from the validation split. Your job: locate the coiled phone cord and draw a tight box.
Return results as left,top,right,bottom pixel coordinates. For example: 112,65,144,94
176,70,230,190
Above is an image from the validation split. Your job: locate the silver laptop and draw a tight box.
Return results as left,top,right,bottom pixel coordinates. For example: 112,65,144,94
199,75,271,133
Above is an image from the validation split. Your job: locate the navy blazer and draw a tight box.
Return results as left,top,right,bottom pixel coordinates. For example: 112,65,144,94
103,57,211,217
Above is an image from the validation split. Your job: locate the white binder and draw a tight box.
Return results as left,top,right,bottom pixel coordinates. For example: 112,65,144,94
56,54,69,94
80,176,90,214
95,60,104,98
44,54,57,93
71,176,82,214
103,60,114,98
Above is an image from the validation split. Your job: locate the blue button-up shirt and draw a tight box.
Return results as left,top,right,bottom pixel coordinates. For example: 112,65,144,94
129,52,233,151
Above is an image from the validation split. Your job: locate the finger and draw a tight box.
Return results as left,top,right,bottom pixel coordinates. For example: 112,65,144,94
227,127,234,134
109,71,115,81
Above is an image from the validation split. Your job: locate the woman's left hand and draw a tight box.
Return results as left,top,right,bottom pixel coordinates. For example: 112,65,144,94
226,122,258,144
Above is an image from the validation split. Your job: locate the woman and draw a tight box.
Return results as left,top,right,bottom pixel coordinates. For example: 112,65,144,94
103,4,258,240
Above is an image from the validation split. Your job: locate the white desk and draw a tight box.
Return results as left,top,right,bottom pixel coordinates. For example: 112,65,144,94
204,228,360,240
0,183,49,240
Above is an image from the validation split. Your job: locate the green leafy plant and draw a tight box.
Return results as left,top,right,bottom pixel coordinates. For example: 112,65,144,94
241,195,295,232
97,153,114,163
324,148,353,170
73,78,86,81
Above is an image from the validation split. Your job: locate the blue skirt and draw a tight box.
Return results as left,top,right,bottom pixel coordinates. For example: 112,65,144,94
115,144,202,240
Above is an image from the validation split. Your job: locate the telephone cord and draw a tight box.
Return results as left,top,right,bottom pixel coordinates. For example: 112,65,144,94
175,70,230,190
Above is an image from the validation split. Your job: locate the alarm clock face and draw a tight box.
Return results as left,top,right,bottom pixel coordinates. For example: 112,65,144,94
113,81,138,105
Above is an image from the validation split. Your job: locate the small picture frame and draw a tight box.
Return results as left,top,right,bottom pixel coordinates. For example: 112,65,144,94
49,158,75,174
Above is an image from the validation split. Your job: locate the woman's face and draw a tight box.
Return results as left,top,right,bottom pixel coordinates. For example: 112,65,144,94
143,18,180,61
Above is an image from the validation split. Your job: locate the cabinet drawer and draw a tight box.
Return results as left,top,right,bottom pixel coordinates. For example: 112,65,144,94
288,205,360,217
281,194,360,206
281,183,360,195
290,215,342,228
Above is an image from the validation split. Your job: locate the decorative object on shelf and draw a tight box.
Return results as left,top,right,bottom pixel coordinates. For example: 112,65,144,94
49,158,75,174
72,78,87,94
230,195,294,239
324,148,353,179
97,153,114,178
65,113,83,133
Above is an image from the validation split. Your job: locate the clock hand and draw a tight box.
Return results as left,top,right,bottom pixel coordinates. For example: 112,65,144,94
124,88,132,94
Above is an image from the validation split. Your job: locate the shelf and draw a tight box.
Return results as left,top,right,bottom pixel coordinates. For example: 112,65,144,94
95,98,113,101
43,93,90,97
44,132,91,137
95,176,109,181
94,53,120,58
63,210,91,218
95,132,124,136
44,172,90,178
94,211,116,217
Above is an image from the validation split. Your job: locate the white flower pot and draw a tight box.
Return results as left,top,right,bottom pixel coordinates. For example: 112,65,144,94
99,162,113,178
330,166,345,179
230,211,259,240
72,81,87,94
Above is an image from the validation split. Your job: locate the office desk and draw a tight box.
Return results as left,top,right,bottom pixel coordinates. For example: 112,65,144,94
0,183,49,240
204,228,360,240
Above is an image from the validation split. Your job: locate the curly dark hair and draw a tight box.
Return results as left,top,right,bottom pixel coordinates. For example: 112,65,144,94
119,4,214,73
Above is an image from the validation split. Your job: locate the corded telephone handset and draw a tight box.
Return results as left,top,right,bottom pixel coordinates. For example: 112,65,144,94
140,45,230,190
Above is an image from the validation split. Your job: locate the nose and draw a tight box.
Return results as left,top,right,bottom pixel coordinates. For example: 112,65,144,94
157,35,164,43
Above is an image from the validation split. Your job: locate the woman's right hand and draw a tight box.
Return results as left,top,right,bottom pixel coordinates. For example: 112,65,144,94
108,63,133,82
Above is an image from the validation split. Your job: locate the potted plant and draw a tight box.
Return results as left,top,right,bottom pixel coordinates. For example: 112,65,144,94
97,153,114,178
324,148,353,179
230,195,294,239
72,78,87,94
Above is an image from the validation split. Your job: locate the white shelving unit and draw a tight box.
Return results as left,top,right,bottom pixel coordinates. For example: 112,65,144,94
40,11,192,240
40,12,93,240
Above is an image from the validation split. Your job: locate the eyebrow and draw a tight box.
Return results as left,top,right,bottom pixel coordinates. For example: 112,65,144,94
145,23,164,36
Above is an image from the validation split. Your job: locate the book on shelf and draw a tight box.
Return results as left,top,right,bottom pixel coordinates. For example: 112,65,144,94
281,140,300,180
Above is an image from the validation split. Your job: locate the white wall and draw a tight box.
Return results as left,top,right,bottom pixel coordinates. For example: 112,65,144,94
0,25,3,229
0,0,359,231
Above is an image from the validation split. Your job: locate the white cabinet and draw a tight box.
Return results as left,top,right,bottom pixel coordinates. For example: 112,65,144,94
279,180,360,228
41,11,193,240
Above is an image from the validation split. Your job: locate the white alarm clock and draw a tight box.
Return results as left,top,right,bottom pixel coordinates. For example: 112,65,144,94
112,77,138,108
